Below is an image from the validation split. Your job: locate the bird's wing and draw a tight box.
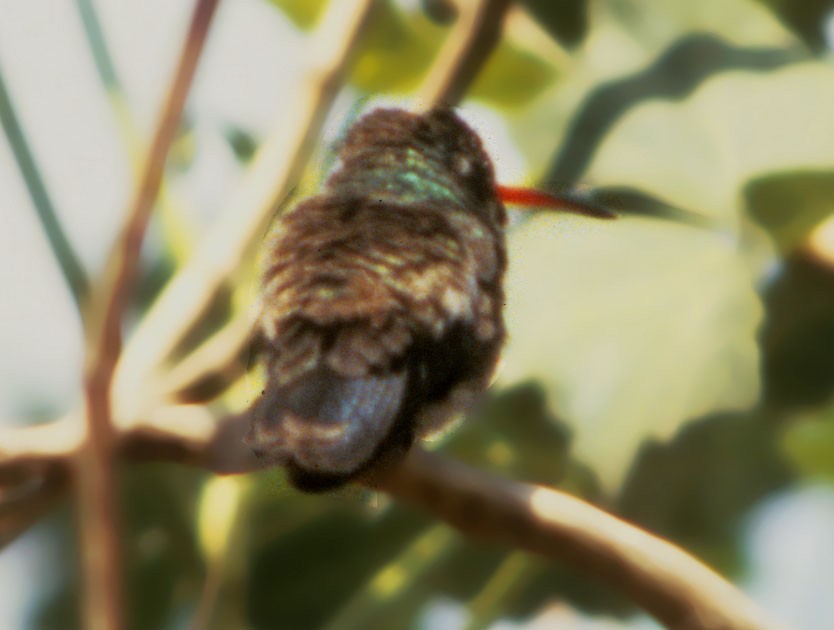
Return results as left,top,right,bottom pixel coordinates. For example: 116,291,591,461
246,366,408,490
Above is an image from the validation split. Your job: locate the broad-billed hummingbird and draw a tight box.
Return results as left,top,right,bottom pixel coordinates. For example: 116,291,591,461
245,107,612,491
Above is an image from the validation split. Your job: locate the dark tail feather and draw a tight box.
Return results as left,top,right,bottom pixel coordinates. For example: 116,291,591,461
245,367,409,491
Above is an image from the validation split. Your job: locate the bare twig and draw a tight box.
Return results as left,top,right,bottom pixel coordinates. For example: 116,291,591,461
0,62,88,305
155,310,257,404
76,0,198,266
113,0,377,422
416,0,513,108
79,1,219,627
75,0,120,93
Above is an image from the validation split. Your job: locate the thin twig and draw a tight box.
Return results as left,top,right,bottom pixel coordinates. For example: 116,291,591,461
0,62,88,305
75,0,121,92
113,0,377,422
79,1,219,628
155,310,257,404
76,0,198,266
416,0,513,108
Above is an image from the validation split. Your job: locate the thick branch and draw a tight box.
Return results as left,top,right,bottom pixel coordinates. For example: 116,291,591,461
79,1,219,628
0,410,777,629
368,449,777,630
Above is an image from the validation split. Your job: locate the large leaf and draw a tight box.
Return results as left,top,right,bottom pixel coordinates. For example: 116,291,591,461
501,215,763,490
501,48,834,490
511,0,803,181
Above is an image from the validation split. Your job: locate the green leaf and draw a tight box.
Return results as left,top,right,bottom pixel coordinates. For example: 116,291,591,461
598,0,796,53
783,407,834,482
745,170,834,254
443,383,571,486
469,40,557,108
511,0,803,179
500,6,834,490
349,3,442,94
620,410,792,573
268,0,328,30
345,3,556,107
761,255,834,408
501,215,763,491
247,504,433,628
519,0,589,47
569,62,834,220
321,525,458,630
754,0,834,50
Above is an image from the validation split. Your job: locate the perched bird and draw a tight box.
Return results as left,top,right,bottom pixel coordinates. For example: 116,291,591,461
246,107,611,491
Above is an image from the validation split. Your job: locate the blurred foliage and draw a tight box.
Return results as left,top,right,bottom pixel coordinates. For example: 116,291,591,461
272,0,555,106
746,171,834,254
519,0,589,47
761,254,834,408
16,0,834,627
783,404,834,481
619,410,792,571
756,0,834,50
267,0,328,30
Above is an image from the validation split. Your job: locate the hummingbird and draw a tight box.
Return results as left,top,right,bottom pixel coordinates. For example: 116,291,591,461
245,107,612,491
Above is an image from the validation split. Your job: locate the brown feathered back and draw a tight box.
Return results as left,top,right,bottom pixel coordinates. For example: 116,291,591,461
247,107,507,491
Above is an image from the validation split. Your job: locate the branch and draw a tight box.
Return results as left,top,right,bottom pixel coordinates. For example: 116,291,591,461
154,310,257,404
113,0,377,422
0,415,81,472
75,0,198,267
79,1,219,627
367,449,778,630
0,409,778,629
416,0,514,108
